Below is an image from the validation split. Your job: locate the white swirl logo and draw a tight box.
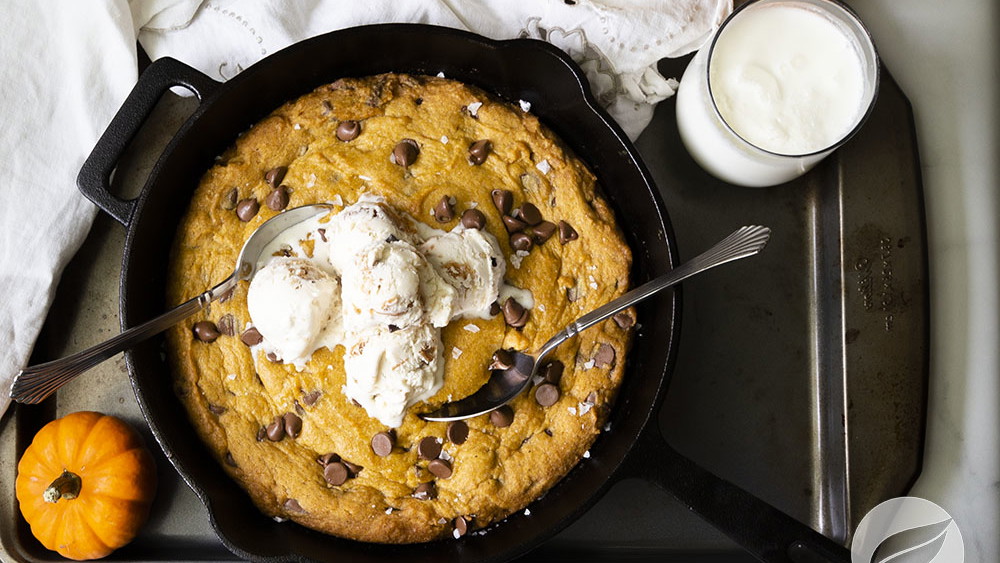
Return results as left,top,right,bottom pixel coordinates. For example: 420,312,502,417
851,497,964,563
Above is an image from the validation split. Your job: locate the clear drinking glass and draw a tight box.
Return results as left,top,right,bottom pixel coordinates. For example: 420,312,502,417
675,0,880,188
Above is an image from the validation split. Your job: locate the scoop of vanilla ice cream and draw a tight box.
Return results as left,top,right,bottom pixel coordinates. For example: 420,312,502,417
341,241,423,332
247,257,343,367
421,226,505,319
342,323,444,427
323,196,417,273
340,240,456,332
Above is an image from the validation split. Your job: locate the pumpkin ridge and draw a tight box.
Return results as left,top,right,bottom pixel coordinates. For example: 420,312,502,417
76,414,143,468
55,411,103,471
83,449,158,502
65,500,113,561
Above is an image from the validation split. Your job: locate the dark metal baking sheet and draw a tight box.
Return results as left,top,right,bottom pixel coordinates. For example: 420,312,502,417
0,53,926,562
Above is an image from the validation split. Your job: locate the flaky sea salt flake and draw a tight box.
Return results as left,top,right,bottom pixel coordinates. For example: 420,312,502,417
467,101,483,117
519,99,532,112
452,347,464,359
536,159,551,174
463,323,481,333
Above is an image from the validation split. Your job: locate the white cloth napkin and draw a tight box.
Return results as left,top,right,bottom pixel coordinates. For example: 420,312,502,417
136,0,730,140
0,0,728,418
0,0,139,418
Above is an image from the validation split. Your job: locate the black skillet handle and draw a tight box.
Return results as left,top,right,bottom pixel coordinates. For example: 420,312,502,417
615,417,851,562
77,57,219,226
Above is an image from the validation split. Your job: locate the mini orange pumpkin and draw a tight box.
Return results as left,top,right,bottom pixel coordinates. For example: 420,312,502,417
15,411,157,560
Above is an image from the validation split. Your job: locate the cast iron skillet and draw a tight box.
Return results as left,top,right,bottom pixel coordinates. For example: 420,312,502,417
78,24,849,563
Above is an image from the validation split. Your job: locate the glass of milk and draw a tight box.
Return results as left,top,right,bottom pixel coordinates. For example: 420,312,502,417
675,0,879,187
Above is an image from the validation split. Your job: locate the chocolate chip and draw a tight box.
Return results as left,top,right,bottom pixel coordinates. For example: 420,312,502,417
221,187,238,210
283,412,302,438
372,431,395,457
453,516,469,537
283,498,306,513
417,436,442,460
317,452,340,466
516,202,543,226
491,189,513,215
391,138,419,166
265,185,290,211
594,344,616,369
543,360,564,384
502,298,529,328
447,420,469,445
385,234,399,243
585,391,598,405
489,349,514,371
413,482,436,500
217,314,236,336
510,232,533,252
534,383,560,407
256,426,266,442
529,221,557,244
558,220,579,244
266,416,285,441
302,390,321,406
225,452,237,467
502,214,528,233
342,460,363,477
235,198,259,222
264,166,287,188
336,120,361,142
193,321,220,343
428,458,453,479
490,405,514,428
433,195,454,222
388,324,400,333
460,208,486,230
321,100,333,115
468,139,492,165
266,351,280,363
241,327,263,346
324,462,349,486
613,311,635,329
489,301,501,316
218,287,235,303
208,403,227,416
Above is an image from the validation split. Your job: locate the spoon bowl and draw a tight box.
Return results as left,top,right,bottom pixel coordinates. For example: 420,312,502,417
10,203,334,404
420,225,772,422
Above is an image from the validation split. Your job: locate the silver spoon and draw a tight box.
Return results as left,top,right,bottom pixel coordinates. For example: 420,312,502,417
10,203,334,405
420,225,772,422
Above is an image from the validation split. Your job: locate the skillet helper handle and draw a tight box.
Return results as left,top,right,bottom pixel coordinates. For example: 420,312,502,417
617,424,851,562
77,57,219,226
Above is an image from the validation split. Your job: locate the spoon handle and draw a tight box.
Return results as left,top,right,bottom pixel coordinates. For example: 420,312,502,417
566,226,771,339
10,275,237,405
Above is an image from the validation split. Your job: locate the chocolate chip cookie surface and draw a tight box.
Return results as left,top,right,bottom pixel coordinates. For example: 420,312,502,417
165,73,633,543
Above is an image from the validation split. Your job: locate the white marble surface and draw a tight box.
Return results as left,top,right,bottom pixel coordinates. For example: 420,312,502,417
851,0,998,560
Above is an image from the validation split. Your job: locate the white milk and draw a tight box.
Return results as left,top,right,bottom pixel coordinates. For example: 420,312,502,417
675,0,877,187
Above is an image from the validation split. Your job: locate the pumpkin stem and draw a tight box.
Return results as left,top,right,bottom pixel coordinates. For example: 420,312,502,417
43,470,82,503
